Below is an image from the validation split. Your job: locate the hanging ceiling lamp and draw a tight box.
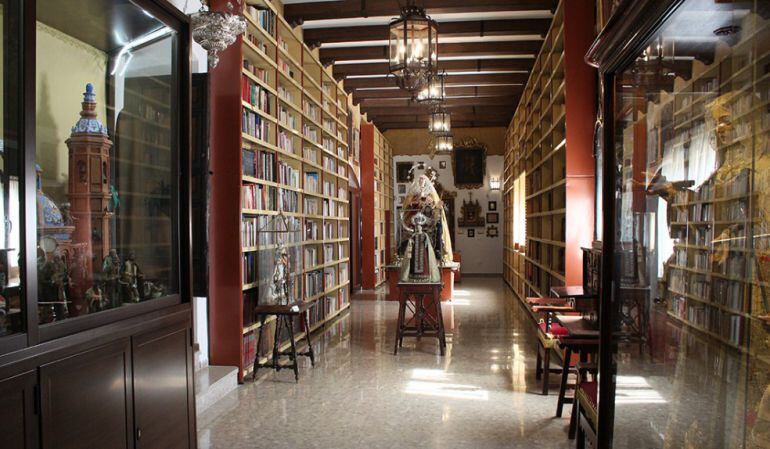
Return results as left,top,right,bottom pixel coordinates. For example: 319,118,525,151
416,71,446,104
429,107,451,135
388,2,438,92
190,0,246,68
434,133,453,152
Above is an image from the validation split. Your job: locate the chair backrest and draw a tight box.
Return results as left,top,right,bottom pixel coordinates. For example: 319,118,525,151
582,246,602,297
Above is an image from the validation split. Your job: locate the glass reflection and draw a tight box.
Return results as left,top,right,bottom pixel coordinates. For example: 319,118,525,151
0,0,23,337
611,1,770,448
35,0,178,323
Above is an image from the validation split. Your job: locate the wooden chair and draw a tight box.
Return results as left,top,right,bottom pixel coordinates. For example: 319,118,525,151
527,297,573,395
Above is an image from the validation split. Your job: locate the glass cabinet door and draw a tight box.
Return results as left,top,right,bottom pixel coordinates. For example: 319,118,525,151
609,1,770,448
35,0,179,326
0,0,24,342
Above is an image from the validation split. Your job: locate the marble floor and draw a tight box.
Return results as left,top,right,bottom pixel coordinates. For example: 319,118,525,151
197,277,574,449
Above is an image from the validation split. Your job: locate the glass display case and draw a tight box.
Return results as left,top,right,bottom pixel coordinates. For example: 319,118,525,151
589,1,770,448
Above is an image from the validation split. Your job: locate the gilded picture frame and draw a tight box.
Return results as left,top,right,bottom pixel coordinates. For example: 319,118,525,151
452,138,487,190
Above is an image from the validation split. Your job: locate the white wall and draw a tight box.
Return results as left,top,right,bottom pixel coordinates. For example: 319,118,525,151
393,155,504,275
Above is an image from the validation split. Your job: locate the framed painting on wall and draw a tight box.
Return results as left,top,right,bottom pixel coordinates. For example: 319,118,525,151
396,162,412,183
452,138,487,189
486,213,499,224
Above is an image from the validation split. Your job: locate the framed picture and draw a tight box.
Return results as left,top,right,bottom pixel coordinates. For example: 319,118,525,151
488,201,497,211
486,212,499,224
396,162,412,183
487,226,499,238
452,138,487,189
397,184,406,194
439,160,447,169
467,229,475,238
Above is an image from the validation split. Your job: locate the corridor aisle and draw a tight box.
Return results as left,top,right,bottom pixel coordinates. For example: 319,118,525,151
198,277,572,449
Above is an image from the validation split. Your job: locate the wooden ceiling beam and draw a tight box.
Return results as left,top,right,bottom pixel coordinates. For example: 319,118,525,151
304,19,549,45
286,0,554,23
321,41,541,63
362,105,513,116
352,85,523,100
344,72,528,90
334,59,533,78
359,96,519,108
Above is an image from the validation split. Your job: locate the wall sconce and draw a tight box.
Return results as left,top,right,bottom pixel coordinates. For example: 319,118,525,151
489,177,501,190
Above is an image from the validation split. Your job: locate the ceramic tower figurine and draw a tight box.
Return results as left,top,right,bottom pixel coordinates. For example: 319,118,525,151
66,83,114,301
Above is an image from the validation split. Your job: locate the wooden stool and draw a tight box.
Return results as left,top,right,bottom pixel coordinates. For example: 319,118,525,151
252,303,316,382
527,297,574,396
394,282,446,356
555,338,598,418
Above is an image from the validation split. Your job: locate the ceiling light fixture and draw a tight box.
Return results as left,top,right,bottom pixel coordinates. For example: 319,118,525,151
190,0,246,68
388,2,438,92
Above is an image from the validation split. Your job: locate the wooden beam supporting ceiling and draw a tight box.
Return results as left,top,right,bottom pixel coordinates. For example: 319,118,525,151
334,59,533,78
321,41,541,63
358,96,519,108
304,19,550,45
285,0,554,23
351,85,523,100
362,105,513,116
344,73,528,90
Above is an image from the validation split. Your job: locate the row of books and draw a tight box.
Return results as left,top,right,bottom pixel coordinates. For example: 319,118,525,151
242,184,277,211
323,137,334,153
278,58,296,81
242,109,270,141
277,161,300,188
278,130,295,153
323,244,334,262
306,270,323,297
245,32,269,56
242,149,275,181
304,101,319,122
323,223,334,240
324,267,336,289
670,298,745,346
303,125,318,142
241,216,302,247
323,180,335,197
323,155,336,172
304,198,319,215
242,76,271,114
304,247,318,267
278,105,299,130
304,147,319,165
278,85,295,105
245,5,276,36
278,188,299,213
243,59,268,84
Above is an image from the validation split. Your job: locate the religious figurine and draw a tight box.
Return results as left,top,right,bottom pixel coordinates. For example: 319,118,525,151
269,242,290,305
102,249,121,308
108,185,120,213
60,202,75,226
142,281,166,299
398,174,453,264
120,251,143,303
50,254,71,318
399,210,441,283
86,283,106,312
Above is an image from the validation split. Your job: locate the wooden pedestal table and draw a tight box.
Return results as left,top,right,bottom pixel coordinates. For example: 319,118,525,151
252,302,315,382
394,282,446,356
385,262,460,301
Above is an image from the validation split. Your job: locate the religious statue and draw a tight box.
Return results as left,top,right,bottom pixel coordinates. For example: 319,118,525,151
120,251,143,303
86,283,106,312
269,242,290,305
102,249,121,308
398,174,453,264
399,210,441,283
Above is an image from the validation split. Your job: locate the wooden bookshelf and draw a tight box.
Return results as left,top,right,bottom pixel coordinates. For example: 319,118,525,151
503,0,596,301
209,0,352,382
360,123,393,289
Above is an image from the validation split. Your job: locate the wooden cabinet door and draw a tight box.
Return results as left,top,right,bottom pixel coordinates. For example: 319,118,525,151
40,339,133,449
0,370,38,449
132,323,195,449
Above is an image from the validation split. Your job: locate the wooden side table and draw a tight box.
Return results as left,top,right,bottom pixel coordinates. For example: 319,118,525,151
252,302,316,382
394,282,446,356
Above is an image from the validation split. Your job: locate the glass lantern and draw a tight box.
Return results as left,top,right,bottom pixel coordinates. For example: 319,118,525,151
434,134,453,152
429,108,451,134
416,72,446,104
388,5,438,92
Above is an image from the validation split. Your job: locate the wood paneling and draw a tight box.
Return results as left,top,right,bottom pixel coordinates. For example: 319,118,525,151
0,371,38,449
40,340,133,449
132,324,195,449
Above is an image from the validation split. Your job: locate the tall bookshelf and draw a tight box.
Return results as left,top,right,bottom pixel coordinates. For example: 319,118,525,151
361,123,393,289
209,0,352,382
503,0,596,300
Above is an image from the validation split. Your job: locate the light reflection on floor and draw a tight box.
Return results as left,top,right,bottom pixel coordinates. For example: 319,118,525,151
198,277,574,449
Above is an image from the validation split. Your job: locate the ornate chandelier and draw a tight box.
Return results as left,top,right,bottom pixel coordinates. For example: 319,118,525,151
190,0,246,68
434,133,453,152
415,71,446,104
388,3,438,92
429,107,451,135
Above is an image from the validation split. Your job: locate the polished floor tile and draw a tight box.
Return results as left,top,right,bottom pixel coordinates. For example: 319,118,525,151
198,277,574,449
